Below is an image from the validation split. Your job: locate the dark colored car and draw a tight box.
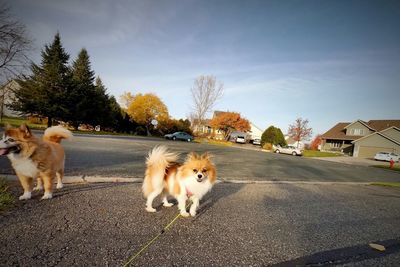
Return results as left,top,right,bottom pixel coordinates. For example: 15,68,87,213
164,132,194,142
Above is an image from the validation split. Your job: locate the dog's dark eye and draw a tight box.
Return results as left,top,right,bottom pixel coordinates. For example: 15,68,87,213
7,138,15,142
193,169,198,173
202,169,207,173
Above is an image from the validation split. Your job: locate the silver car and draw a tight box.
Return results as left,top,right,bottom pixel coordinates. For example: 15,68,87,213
274,145,303,156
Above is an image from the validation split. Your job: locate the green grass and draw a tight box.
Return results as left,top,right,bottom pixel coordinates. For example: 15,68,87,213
0,178,15,212
372,165,400,172
0,116,47,130
303,150,342,157
370,182,400,188
194,138,232,146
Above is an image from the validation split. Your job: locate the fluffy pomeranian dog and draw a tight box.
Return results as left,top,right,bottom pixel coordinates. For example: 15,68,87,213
142,146,217,217
0,124,72,200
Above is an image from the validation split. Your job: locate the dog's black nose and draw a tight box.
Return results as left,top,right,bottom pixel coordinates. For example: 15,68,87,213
197,174,203,179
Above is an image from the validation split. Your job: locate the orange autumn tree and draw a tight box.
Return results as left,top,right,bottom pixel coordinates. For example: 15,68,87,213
210,111,250,140
310,134,322,150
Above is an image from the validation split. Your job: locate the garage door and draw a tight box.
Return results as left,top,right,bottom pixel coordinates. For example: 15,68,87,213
358,146,394,158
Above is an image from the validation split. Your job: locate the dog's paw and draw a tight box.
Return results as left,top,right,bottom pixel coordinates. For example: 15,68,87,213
19,192,32,200
180,211,190,217
41,192,53,200
56,183,63,189
33,185,43,191
163,202,173,207
190,210,197,217
146,207,157,213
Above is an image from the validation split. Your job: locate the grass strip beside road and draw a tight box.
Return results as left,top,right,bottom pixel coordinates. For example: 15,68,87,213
0,178,15,212
0,116,47,130
303,150,342,157
370,182,400,188
194,138,232,146
372,165,400,172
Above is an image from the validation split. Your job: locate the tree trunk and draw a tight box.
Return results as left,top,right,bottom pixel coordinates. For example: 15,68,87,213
145,125,151,136
47,117,52,127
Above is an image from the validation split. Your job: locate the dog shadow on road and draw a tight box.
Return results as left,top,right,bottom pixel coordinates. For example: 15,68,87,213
192,182,244,220
54,182,130,198
152,182,244,220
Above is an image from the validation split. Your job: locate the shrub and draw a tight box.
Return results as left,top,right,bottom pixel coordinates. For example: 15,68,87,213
262,143,273,151
261,126,286,146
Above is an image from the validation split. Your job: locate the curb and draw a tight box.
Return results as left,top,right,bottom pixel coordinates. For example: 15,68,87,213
1,174,371,185
1,174,143,184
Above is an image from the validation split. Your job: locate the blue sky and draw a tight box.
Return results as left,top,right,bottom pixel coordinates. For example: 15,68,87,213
7,0,400,138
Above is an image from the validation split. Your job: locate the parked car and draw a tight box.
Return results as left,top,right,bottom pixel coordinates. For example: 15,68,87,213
235,135,246,144
253,138,261,145
373,152,399,162
274,145,303,156
164,132,193,142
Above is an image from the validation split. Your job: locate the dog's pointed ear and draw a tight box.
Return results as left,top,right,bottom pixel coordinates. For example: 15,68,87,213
186,152,199,161
19,123,32,138
201,152,212,160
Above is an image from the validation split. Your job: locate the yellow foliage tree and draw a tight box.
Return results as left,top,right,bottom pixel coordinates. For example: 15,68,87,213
126,93,169,135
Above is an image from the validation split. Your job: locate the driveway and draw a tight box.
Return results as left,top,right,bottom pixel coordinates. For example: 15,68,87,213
1,182,399,266
311,156,396,167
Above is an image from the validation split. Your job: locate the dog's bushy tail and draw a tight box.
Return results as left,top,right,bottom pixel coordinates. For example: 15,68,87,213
142,146,179,197
43,126,72,143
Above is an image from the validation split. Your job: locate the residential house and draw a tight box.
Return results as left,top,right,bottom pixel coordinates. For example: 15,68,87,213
285,136,305,149
248,123,263,141
321,120,400,157
192,111,262,142
0,80,21,118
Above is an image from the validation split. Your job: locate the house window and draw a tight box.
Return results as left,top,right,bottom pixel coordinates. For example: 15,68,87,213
350,129,364,135
331,142,341,148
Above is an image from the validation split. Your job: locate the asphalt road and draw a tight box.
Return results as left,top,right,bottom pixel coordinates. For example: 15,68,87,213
1,134,400,182
0,182,399,266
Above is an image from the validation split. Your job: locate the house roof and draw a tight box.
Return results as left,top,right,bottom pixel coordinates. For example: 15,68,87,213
367,120,400,131
352,131,400,146
321,120,400,140
321,122,360,140
344,120,375,131
213,110,228,118
380,126,400,134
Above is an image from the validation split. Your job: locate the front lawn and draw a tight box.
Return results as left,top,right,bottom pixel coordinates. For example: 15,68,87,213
303,150,342,157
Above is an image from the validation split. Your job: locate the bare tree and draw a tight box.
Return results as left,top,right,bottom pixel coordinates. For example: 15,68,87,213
288,117,313,147
190,75,224,131
0,4,32,121
0,4,32,83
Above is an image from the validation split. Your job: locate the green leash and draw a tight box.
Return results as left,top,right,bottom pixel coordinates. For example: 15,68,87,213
122,205,190,266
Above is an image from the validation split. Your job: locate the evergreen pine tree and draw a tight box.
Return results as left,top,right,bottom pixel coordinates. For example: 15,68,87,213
70,48,100,128
94,76,123,131
13,33,72,127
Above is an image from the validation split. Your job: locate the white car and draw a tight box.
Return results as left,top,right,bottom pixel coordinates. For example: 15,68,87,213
274,145,303,156
235,136,246,144
374,152,399,162
253,138,261,145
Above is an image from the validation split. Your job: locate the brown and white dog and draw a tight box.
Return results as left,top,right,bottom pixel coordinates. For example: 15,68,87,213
142,146,217,217
0,124,72,200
